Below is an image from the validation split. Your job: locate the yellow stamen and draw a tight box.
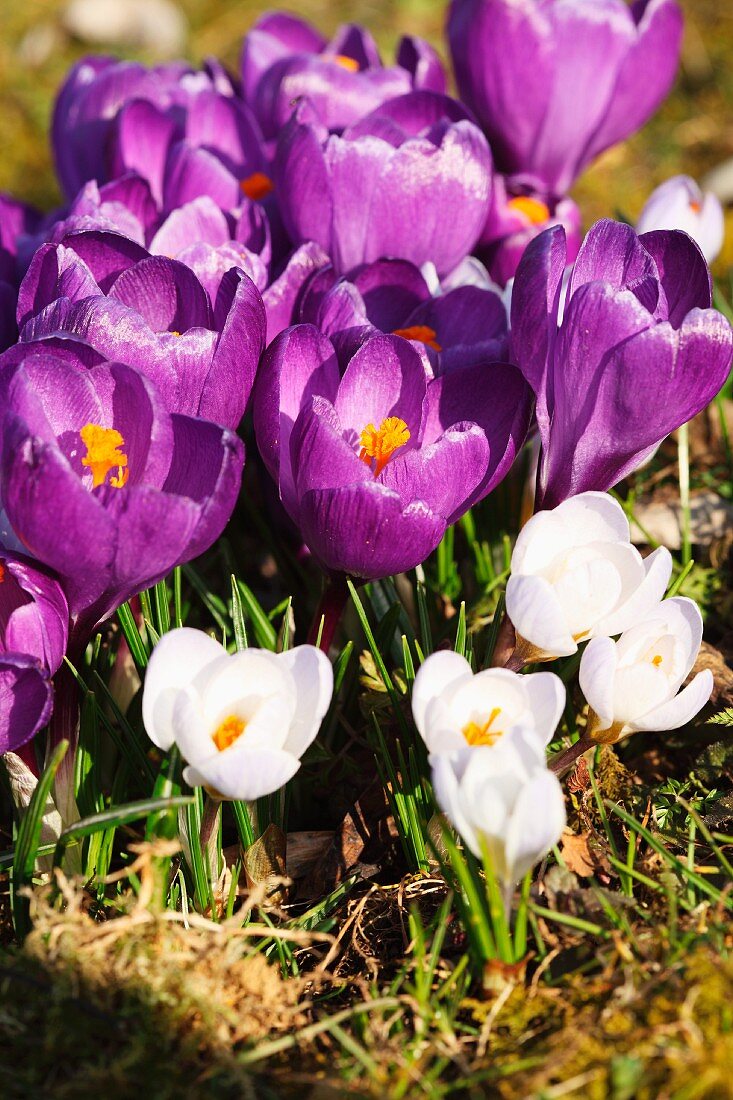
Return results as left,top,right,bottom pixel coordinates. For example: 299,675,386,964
507,195,551,225
169,330,181,337
359,417,410,476
212,715,246,752
328,54,360,72
652,654,663,667
463,707,504,747
80,423,129,489
392,325,442,352
240,171,275,201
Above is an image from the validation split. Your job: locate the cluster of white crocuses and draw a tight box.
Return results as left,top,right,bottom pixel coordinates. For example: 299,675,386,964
142,628,333,800
412,653,568,891
505,491,713,741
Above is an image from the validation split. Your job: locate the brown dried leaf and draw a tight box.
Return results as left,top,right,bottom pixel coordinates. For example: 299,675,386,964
559,829,596,878
244,823,287,905
692,641,733,706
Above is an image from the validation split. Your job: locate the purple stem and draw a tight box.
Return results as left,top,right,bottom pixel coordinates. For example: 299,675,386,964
308,574,350,653
548,731,594,777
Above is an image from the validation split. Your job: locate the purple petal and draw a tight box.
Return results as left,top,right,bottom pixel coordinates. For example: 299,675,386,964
397,37,447,94
111,99,178,207
350,258,431,331
17,243,100,328
263,242,330,343
568,219,661,313
0,554,69,674
163,142,241,212
206,268,267,426
109,256,212,331
150,197,231,254
380,425,490,522
640,229,712,327
241,12,326,107
334,333,427,440
0,654,53,753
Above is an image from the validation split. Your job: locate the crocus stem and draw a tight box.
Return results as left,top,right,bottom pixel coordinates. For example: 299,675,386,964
48,654,83,829
548,731,594,777
308,574,349,652
678,422,691,566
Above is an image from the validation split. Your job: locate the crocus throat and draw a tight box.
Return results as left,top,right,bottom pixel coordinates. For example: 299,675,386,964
392,325,442,352
359,417,410,476
327,54,360,72
241,172,275,201
212,715,246,752
462,707,503,747
80,423,129,489
507,195,550,225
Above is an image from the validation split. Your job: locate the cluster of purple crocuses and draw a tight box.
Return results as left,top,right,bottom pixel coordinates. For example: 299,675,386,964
0,0,731,764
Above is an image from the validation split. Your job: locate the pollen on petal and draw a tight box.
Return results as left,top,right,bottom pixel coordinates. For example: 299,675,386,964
328,54,360,72
359,416,411,477
212,714,246,752
80,423,129,490
240,171,275,201
462,707,504,747
392,325,442,352
507,195,551,225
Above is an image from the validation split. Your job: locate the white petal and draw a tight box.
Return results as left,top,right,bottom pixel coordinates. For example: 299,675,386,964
596,546,672,636
631,669,713,732
411,651,472,744
504,770,566,884
448,668,528,731
522,672,566,745
506,574,576,657
613,664,670,725
142,627,224,749
579,636,617,731
200,650,295,730
431,751,481,858
187,747,301,801
277,645,334,757
511,492,628,575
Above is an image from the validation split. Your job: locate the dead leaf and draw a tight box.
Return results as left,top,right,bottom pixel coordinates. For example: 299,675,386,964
691,642,733,705
560,829,596,877
244,823,287,905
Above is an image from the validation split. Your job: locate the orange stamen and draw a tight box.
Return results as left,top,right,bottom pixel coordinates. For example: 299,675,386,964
80,423,129,489
240,171,275,201
462,707,504,747
359,417,410,476
507,195,551,225
328,54,360,72
392,325,442,352
689,199,702,214
652,654,663,667
0,562,5,583
212,715,246,752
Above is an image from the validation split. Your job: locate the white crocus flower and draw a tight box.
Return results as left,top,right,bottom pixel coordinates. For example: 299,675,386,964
506,492,672,660
432,733,566,888
579,597,713,744
411,651,565,755
142,627,333,800
636,175,725,264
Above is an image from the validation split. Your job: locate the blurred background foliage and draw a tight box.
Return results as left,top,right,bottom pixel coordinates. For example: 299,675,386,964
0,0,731,269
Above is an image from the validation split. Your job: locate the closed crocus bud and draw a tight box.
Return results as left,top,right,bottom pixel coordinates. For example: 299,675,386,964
636,176,725,264
511,220,733,509
506,493,673,661
448,0,683,196
274,93,493,278
579,597,713,744
142,627,333,800
412,651,565,755
432,735,566,887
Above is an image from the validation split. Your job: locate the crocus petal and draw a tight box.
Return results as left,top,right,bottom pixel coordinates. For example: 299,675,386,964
334,333,426,440
522,672,566,745
183,748,300,802
505,574,577,657
631,669,713,732
504,769,566,883
109,256,213,332
511,492,629,576
595,545,672,636
0,654,54,753
411,650,473,743
579,635,618,732
276,645,334,756
142,626,226,750
263,242,330,343
379,425,490,524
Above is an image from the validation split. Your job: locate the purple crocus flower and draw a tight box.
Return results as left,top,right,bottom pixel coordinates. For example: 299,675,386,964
477,176,581,287
241,12,446,138
448,0,683,196
253,328,530,579
274,92,493,278
17,231,266,430
295,257,509,371
511,220,733,509
52,56,257,202
0,352,243,640
0,553,69,754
